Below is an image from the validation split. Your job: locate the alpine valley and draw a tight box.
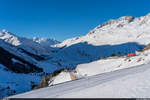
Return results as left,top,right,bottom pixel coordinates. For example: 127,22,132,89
2,13,150,98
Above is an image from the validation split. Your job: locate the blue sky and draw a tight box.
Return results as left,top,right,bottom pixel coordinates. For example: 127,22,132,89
0,0,150,41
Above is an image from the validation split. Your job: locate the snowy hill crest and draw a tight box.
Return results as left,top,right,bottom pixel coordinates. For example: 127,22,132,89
55,13,150,48
95,16,135,30
0,29,21,46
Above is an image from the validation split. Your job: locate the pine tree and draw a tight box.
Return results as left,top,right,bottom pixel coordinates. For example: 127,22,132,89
111,53,116,57
118,52,121,57
41,76,47,88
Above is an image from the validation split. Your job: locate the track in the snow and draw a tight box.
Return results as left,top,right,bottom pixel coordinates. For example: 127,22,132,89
8,62,150,98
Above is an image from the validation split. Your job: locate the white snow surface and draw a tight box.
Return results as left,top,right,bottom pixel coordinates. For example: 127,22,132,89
8,48,150,98
9,62,150,98
0,30,21,46
48,71,83,86
50,72,71,85
47,48,150,87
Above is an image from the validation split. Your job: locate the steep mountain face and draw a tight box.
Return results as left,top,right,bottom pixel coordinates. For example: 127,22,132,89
50,13,150,69
0,39,43,97
0,45,42,73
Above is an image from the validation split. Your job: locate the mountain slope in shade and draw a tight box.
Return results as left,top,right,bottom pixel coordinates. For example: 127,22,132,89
0,30,60,56
0,30,61,98
49,13,150,69
0,39,43,97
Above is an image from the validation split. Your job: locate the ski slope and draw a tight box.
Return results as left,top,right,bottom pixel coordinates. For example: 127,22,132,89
9,62,150,98
47,49,150,86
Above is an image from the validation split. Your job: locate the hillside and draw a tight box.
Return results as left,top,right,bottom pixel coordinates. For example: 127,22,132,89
9,61,150,98
49,13,150,69
2,12,150,98
37,12,150,90
0,30,60,97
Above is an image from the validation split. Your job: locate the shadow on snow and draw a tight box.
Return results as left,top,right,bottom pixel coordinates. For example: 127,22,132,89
50,42,146,70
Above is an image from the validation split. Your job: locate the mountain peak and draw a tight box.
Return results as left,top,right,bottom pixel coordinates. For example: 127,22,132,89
1,29,8,33
33,37,60,46
0,29,21,46
95,16,135,30
146,13,150,17
118,16,135,22
0,29,17,37
0,29,9,36
59,12,150,48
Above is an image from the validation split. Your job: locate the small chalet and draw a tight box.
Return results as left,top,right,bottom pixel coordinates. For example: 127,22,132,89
126,53,136,57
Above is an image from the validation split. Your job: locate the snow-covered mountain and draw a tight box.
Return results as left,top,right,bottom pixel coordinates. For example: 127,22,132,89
49,13,150,69
0,30,21,46
56,13,150,47
2,12,150,98
0,30,60,56
40,12,150,90
0,30,61,97
33,37,60,47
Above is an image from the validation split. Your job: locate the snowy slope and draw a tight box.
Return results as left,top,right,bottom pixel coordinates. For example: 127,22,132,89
36,12,150,89
75,50,150,77
0,64,42,97
9,62,150,98
48,71,83,86
0,30,61,98
0,30,60,56
60,63,150,98
0,30,21,46
43,47,150,87
0,57,59,98
56,13,150,47
0,38,60,97
49,13,150,69
0,29,60,72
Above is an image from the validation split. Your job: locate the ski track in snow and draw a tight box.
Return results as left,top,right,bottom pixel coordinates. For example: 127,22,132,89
9,62,150,98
